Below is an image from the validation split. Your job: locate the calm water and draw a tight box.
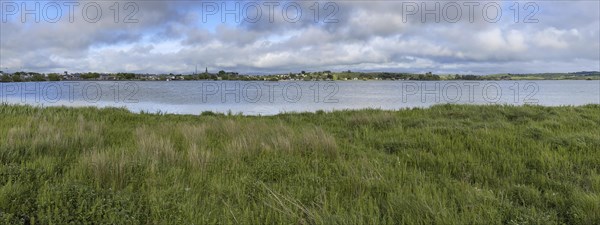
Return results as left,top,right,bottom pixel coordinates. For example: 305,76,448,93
1,80,599,115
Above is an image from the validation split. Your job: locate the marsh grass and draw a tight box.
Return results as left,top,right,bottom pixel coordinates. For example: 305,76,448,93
0,104,599,224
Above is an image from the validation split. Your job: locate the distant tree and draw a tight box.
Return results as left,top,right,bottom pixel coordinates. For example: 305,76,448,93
116,73,136,80
32,74,46,81
48,73,61,81
81,72,100,80
461,75,480,80
198,74,209,80
218,70,226,76
11,74,22,82
0,75,11,82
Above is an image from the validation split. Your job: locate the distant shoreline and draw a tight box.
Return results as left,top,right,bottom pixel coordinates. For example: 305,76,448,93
1,71,599,83
0,77,598,83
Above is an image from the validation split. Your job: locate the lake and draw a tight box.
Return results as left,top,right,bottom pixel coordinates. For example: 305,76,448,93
1,80,599,115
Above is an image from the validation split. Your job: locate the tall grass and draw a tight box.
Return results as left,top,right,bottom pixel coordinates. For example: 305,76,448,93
1,104,599,224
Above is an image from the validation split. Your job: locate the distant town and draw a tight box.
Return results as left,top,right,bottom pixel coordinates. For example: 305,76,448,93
0,69,598,82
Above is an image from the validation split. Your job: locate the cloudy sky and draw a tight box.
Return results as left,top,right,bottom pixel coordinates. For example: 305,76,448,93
0,0,599,74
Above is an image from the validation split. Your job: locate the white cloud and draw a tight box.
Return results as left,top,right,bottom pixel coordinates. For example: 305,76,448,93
534,27,579,49
0,1,598,74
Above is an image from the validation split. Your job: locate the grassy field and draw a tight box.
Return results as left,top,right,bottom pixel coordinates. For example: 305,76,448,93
0,104,599,224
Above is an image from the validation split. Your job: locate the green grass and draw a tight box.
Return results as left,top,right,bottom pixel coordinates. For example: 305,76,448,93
1,104,599,224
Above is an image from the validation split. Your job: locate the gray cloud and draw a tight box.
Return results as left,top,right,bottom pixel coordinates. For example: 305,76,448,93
0,0,598,74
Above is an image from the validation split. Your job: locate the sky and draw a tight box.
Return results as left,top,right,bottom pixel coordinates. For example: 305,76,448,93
0,0,599,75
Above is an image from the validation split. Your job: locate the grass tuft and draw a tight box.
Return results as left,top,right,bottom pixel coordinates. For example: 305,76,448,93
0,104,599,224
